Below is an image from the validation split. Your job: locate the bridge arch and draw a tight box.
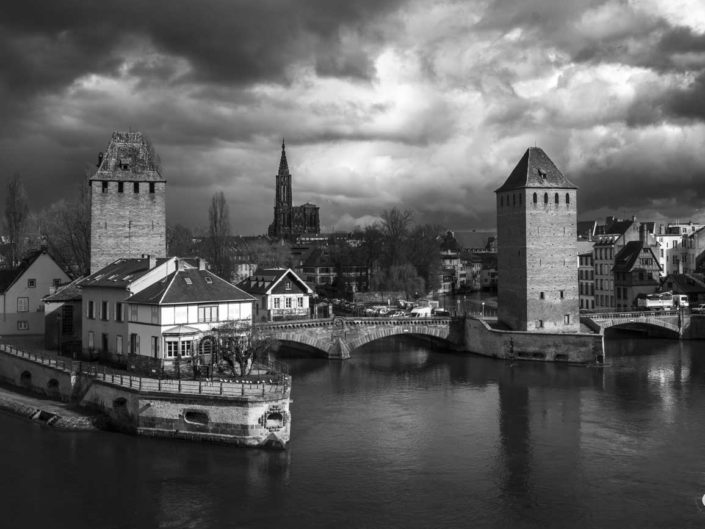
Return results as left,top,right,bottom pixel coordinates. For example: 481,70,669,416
582,311,682,338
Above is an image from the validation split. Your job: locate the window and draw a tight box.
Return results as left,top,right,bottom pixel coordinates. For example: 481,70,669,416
151,306,159,324
27,279,36,288
102,181,108,193
297,297,304,308
130,333,140,355
52,278,61,288
198,305,218,322
133,182,139,193
118,181,124,193
539,292,544,300
61,305,73,334
544,193,548,204
115,302,123,322
285,281,292,290
564,314,571,324
88,300,95,319
17,297,29,312
538,320,544,328
149,182,155,194
533,193,537,204
101,301,109,320
151,336,159,358
555,193,559,204
130,305,138,321
116,335,123,355
285,297,292,308
560,290,564,299
17,321,29,331
88,331,94,350
513,195,516,206
166,340,179,358
204,276,212,284
566,193,570,204
500,196,504,207
274,298,281,309
180,340,193,357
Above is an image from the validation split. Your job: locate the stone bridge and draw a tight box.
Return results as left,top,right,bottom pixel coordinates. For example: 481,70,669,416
581,311,685,336
255,317,465,359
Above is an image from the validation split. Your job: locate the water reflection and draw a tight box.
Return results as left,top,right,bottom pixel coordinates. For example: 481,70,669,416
2,335,705,528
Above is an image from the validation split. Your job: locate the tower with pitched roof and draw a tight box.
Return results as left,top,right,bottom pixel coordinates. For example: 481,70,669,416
268,141,320,239
495,147,579,332
89,131,167,273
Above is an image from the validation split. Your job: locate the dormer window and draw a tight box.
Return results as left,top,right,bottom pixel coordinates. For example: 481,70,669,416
204,276,212,284
184,277,192,285
119,158,130,170
285,281,292,290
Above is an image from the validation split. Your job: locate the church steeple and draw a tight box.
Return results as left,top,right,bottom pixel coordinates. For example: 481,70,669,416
278,139,290,176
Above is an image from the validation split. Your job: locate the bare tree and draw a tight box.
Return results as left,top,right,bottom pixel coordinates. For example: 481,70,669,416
3,173,29,268
380,208,413,266
38,181,91,276
208,191,232,279
210,321,273,377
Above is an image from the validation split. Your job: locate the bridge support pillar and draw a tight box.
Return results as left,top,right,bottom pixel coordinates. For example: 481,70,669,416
328,338,351,360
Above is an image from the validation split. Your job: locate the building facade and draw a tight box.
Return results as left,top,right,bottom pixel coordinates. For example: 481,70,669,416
90,131,167,273
0,249,71,336
613,241,661,310
238,268,313,322
496,147,579,332
268,141,320,239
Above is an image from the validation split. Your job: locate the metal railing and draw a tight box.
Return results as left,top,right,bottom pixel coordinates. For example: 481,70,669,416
0,344,289,398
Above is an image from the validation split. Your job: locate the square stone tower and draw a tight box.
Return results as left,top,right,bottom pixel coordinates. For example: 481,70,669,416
89,131,166,273
496,147,579,332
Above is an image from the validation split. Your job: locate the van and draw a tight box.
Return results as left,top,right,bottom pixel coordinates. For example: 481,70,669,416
410,306,432,318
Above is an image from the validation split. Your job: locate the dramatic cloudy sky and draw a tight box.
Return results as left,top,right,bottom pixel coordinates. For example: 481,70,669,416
2,0,705,234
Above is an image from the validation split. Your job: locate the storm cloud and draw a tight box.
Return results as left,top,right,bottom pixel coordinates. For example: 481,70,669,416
1,0,705,234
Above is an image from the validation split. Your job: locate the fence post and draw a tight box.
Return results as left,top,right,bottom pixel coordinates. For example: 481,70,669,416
139,377,142,391
158,378,161,391
220,381,223,395
178,379,181,393
199,380,202,394
241,382,244,396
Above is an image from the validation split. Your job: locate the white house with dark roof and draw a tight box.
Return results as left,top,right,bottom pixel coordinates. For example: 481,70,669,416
0,249,71,336
80,255,255,373
125,263,254,373
238,268,313,322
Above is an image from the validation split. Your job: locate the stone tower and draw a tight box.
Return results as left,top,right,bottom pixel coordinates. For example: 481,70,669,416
269,140,293,238
495,147,579,332
89,131,167,273
268,140,320,239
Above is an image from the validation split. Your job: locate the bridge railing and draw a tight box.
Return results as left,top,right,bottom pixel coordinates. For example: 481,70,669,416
0,344,290,398
583,310,680,319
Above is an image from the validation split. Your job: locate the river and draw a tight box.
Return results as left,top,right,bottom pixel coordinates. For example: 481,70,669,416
1,335,705,528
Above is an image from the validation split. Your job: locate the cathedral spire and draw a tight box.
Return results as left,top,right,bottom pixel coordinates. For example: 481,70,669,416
278,138,290,176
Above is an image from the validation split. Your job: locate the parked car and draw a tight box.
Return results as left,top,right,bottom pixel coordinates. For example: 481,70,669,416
692,304,705,314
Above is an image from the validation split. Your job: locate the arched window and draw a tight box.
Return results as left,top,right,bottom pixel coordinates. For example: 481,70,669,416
544,193,548,204
566,193,570,204
533,193,537,204
555,193,559,204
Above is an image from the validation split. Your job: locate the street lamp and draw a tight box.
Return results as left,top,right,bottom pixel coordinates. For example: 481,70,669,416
481,302,485,319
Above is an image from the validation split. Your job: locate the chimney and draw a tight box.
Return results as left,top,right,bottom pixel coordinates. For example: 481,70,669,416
198,258,206,271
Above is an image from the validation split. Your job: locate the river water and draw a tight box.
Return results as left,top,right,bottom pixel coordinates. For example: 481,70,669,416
2,335,705,528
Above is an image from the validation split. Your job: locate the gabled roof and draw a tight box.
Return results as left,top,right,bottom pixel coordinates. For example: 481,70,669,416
126,268,255,305
43,276,87,302
238,268,313,295
613,241,661,273
496,147,577,193
0,249,61,293
81,257,169,289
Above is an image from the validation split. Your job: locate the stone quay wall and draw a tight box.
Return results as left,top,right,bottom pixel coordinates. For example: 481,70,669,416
0,344,291,448
464,317,604,363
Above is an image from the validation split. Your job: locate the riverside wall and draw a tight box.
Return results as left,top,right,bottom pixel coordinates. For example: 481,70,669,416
0,344,291,448
464,317,604,363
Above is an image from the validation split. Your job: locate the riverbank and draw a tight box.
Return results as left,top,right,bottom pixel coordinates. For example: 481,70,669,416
0,383,100,431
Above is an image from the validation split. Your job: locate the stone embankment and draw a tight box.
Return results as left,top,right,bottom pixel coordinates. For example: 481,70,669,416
0,385,99,431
